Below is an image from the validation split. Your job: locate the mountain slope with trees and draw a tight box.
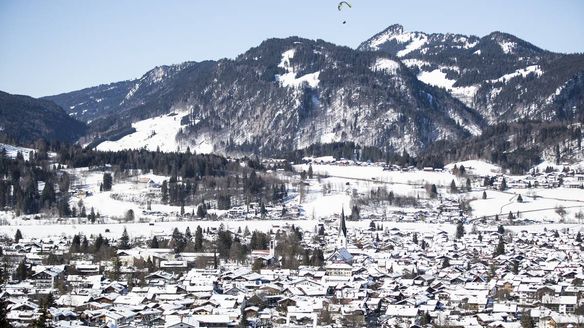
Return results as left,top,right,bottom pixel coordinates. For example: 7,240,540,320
0,91,87,145
44,37,485,156
359,24,584,124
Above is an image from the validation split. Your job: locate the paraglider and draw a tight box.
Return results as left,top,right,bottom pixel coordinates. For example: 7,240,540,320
338,2,351,24
338,1,352,11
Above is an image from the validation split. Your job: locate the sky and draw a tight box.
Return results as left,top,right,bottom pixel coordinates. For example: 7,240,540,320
0,0,583,98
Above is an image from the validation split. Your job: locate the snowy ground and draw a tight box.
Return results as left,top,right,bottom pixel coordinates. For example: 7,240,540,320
96,112,190,153
444,160,502,176
1,156,583,239
467,188,584,223
3,218,582,240
295,164,457,187
0,143,35,158
297,161,584,224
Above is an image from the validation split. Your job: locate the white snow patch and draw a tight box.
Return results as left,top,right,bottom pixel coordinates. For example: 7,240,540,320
368,30,428,57
304,194,351,219
371,58,400,75
445,160,502,176
0,143,35,159
490,65,543,84
296,164,457,186
96,112,187,153
401,59,431,68
396,34,428,57
124,82,140,101
275,49,320,89
417,68,479,108
499,40,516,54
418,69,455,89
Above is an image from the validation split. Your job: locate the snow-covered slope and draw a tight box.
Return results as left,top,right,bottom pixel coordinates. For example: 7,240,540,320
445,160,502,176
96,112,191,153
359,24,584,124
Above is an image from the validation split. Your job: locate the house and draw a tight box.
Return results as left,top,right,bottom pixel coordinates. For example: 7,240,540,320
325,263,352,278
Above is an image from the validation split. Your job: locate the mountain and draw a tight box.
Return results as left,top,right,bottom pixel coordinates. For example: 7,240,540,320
358,24,584,124
45,37,485,155
0,91,87,145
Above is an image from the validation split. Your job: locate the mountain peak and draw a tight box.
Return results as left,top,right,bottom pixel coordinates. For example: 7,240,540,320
382,24,405,35
357,24,429,56
482,31,545,55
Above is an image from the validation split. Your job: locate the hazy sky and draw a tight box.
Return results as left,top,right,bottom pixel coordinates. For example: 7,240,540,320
1,0,583,97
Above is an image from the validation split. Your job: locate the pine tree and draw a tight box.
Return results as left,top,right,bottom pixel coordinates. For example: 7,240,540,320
310,249,325,267
450,180,458,193
508,211,515,222
150,236,159,249
197,204,206,218
459,165,466,176
102,173,113,191
94,234,105,253
31,305,49,328
512,260,520,275
302,249,310,266
146,257,155,273
500,177,507,191
0,295,9,328
494,237,505,256
517,194,523,203
308,164,313,179
70,234,81,253
520,310,535,328
350,205,360,221
161,180,168,204
576,232,582,243
118,227,130,250
125,209,134,222
14,229,22,243
41,293,55,309
14,260,27,281
88,207,96,223
111,256,121,281
171,227,186,253
412,233,418,245
482,191,487,199
456,221,465,239
40,181,56,208
430,184,438,198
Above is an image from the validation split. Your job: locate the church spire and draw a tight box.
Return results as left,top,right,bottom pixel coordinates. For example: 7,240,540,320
339,208,347,239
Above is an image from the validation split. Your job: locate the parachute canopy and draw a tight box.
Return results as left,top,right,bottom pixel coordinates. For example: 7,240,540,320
338,1,351,11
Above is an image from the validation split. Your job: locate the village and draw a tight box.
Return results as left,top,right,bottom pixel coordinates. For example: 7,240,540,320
1,147,584,327
0,145,584,328
2,210,584,328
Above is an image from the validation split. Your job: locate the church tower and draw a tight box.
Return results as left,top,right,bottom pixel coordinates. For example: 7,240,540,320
338,208,347,248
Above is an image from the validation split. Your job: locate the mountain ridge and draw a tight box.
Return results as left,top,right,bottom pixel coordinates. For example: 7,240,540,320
41,26,584,159
45,36,484,155
358,24,584,124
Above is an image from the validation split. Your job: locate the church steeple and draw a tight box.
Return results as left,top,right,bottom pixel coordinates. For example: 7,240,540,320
338,208,347,248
